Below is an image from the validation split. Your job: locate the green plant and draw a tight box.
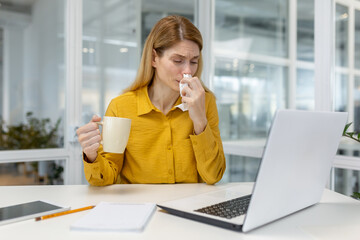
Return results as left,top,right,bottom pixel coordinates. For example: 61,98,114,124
342,122,360,199
0,112,61,150
0,112,63,184
343,122,360,143
352,192,360,200
48,162,64,185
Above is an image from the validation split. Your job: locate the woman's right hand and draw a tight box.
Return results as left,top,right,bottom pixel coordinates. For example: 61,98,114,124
76,115,102,163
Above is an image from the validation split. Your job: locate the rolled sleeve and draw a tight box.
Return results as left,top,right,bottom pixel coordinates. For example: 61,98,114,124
190,123,226,185
83,151,123,186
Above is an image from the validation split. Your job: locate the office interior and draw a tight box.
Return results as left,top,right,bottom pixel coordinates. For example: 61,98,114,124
0,0,359,197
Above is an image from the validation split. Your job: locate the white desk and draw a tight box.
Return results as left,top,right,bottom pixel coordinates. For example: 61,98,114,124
1,182,360,240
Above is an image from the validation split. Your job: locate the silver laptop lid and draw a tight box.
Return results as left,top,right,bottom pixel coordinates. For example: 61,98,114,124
242,110,348,232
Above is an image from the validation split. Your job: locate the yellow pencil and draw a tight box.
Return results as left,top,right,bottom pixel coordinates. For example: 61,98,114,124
35,205,95,221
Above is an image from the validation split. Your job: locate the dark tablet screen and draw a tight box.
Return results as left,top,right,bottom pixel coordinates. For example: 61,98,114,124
0,201,63,223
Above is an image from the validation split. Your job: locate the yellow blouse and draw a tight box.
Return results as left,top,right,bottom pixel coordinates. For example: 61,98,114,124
83,86,226,185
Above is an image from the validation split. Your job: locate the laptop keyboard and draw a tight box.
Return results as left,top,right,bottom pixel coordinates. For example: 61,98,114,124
194,194,252,219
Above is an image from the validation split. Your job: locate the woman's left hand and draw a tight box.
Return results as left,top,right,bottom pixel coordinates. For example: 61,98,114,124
180,76,208,135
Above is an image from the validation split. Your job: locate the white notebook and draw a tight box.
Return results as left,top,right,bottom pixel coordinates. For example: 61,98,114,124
70,202,156,232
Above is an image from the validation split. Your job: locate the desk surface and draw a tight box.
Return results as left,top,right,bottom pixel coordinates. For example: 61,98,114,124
1,182,360,240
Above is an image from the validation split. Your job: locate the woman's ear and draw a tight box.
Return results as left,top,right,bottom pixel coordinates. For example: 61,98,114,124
151,49,158,68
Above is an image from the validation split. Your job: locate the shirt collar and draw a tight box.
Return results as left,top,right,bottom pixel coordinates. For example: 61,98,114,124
137,86,183,116
137,86,156,116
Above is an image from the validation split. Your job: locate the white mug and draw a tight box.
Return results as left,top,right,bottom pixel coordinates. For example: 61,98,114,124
96,116,131,154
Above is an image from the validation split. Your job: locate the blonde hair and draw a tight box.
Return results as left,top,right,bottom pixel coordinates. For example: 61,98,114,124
123,15,211,93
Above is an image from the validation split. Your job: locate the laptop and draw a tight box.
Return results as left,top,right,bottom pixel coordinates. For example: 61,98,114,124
157,109,348,232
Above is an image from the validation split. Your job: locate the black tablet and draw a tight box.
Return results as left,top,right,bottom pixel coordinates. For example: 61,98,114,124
0,200,70,226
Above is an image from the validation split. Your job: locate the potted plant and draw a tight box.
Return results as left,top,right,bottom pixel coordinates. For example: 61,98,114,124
0,112,63,184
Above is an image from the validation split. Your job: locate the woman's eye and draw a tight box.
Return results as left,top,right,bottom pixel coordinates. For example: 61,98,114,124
191,61,198,65
173,60,182,63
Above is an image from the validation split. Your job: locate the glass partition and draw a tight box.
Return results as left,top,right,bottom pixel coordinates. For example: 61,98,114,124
336,4,349,67
82,0,139,122
333,2,360,198
0,28,2,115
0,160,65,185
214,0,288,58
356,10,360,69
214,0,289,141
0,0,65,150
355,76,360,132
141,0,195,48
335,73,349,112
214,59,288,140
296,69,314,110
297,0,314,62
82,0,196,124
220,155,261,183
334,168,360,197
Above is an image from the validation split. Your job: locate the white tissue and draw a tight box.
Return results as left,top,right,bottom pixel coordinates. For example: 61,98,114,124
176,74,191,111
179,82,187,97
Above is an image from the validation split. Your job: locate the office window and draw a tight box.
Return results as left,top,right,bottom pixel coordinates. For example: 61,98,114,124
82,0,195,123
296,69,314,110
0,0,65,185
214,59,288,140
336,4,349,67
214,0,288,58
297,0,314,62
214,0,288,142
335,73,349,112
0,28,2,115
140,0,195,48
220,155,261,183
355,76,360,132
0,0,65,150
82,0,139,122
333,1,360,197
334,168,360,196
0,160,65,185
296,0,315,110
356,10,360,69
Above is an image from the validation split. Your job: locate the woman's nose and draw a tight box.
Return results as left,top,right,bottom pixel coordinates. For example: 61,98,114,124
182,63,192,75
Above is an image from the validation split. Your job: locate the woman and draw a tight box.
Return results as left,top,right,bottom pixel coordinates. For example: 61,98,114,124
76,15,225,185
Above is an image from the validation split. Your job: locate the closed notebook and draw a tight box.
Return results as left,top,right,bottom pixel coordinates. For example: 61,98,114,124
70,202,156,232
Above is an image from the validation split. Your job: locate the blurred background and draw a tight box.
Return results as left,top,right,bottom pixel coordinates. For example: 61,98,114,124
0,0,359,197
